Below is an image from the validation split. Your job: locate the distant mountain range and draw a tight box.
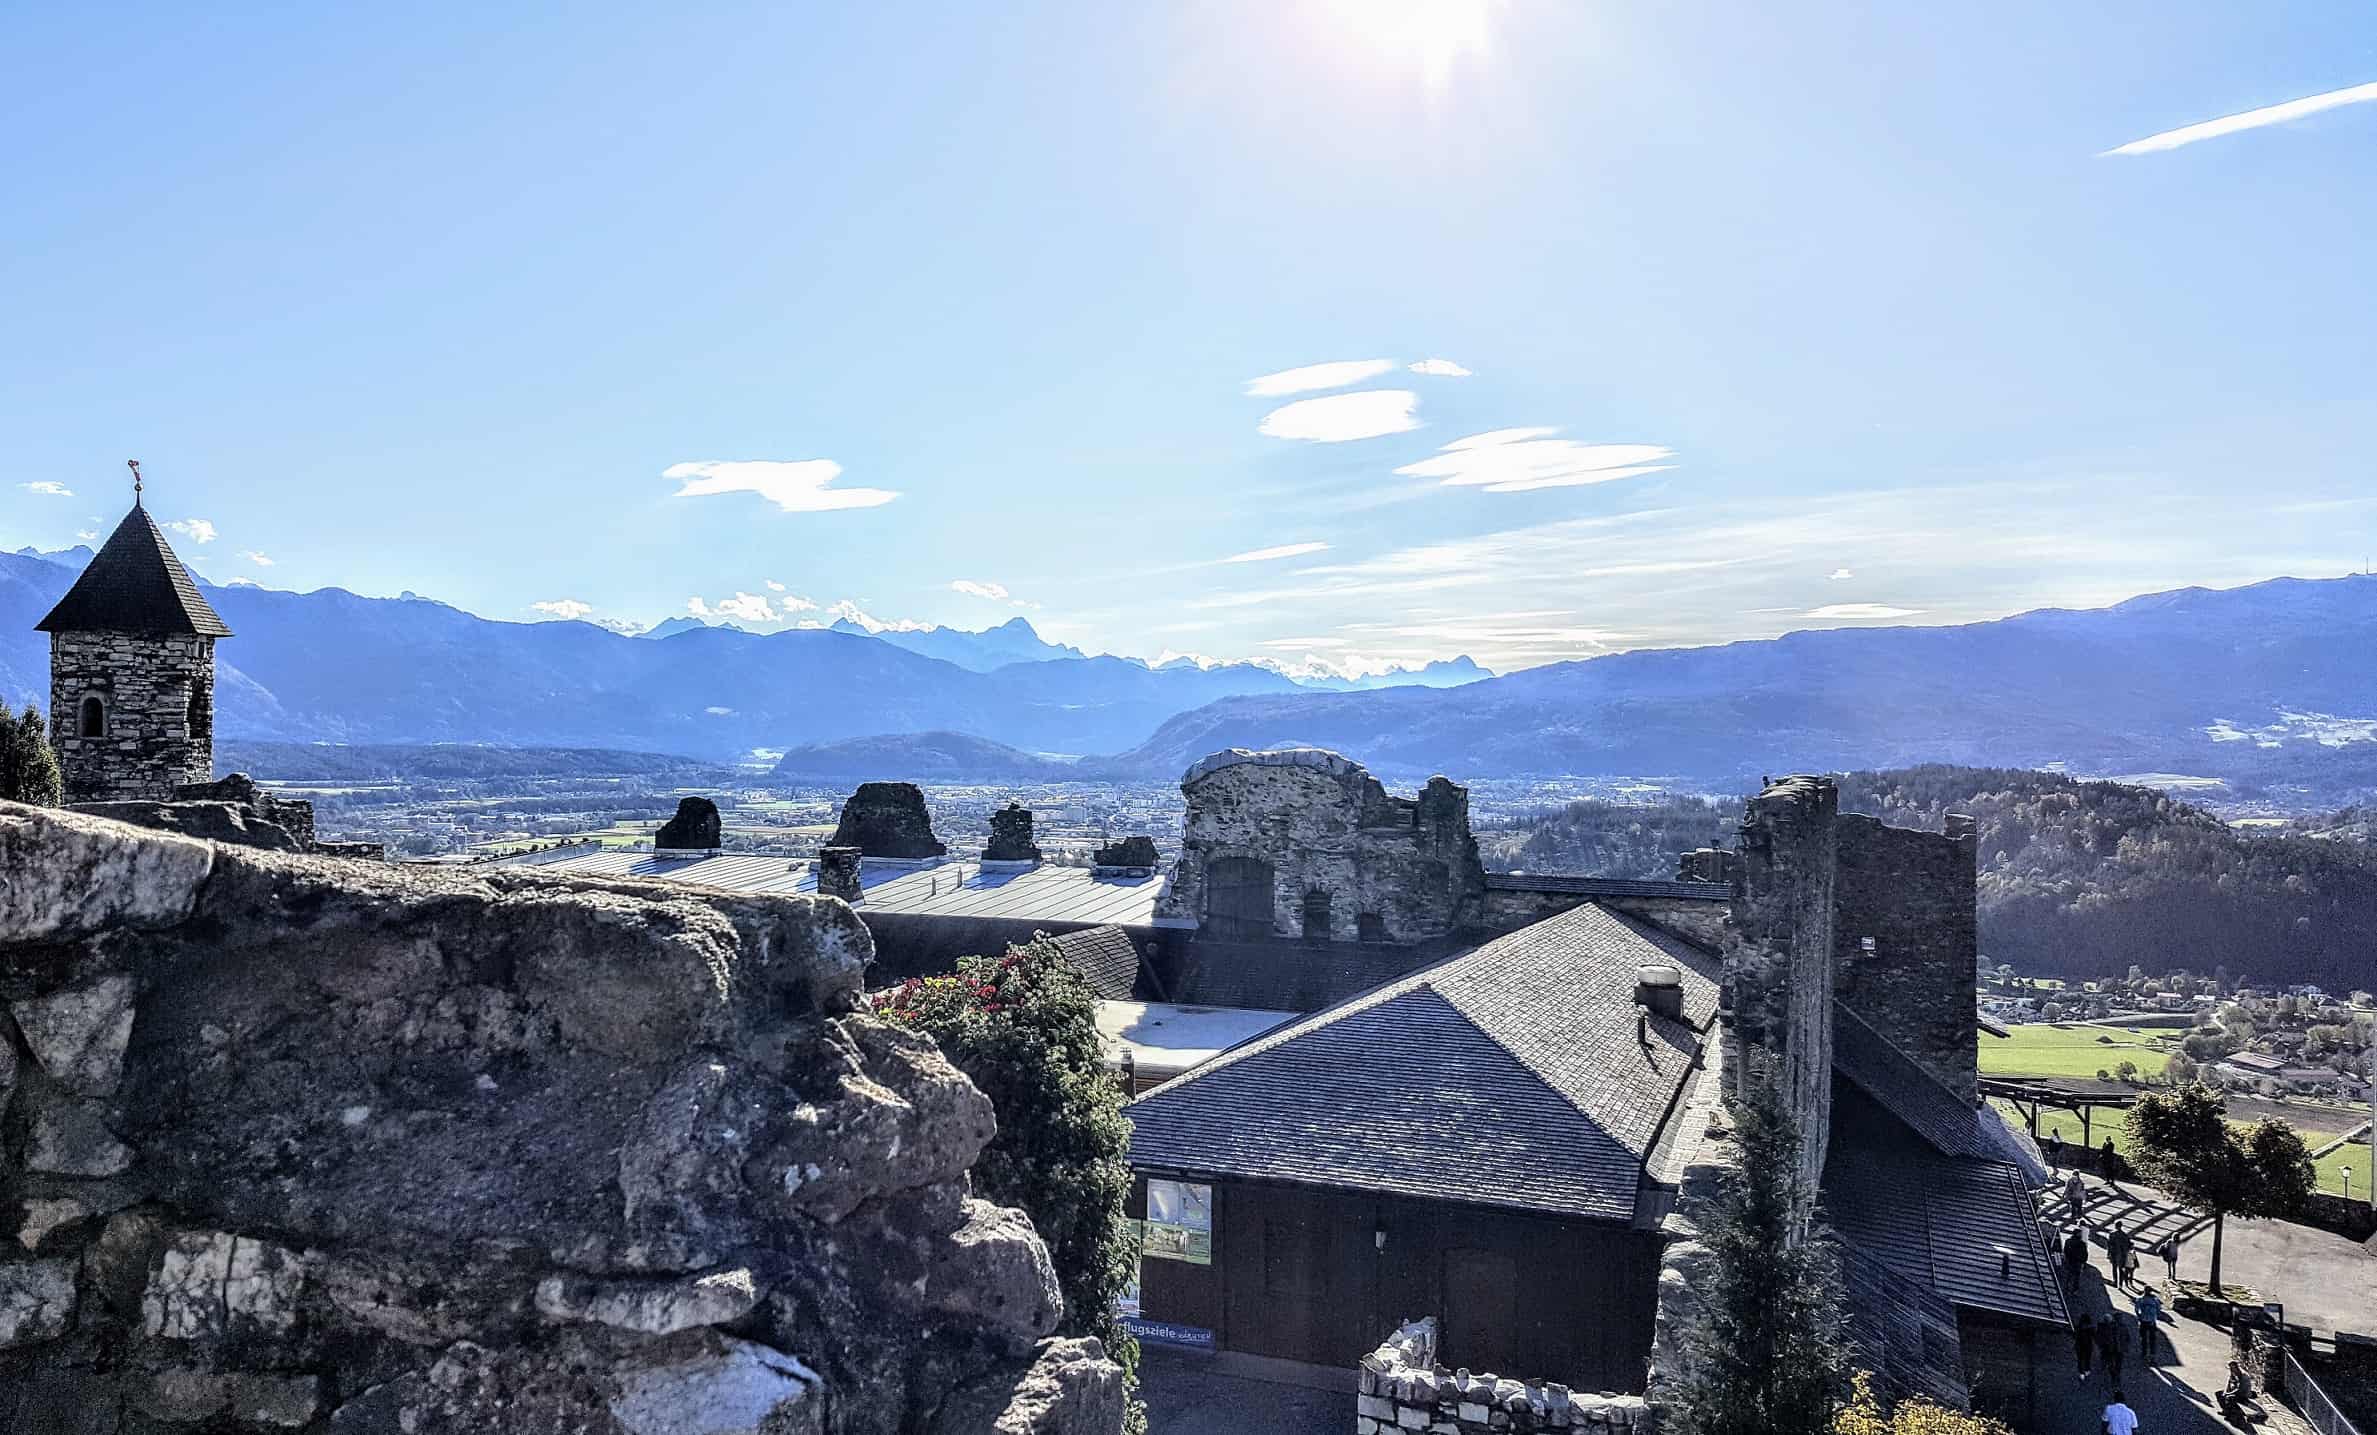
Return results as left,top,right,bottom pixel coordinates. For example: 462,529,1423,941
0,548,1437,760
7,540,2375,804
1107,574,2377,799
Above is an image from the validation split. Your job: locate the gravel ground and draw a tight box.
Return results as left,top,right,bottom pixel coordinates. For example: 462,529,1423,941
1140,1353,1346,1435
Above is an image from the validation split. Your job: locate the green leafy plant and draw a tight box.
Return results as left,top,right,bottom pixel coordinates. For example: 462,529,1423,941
874,938,1143,1426
1833,1371,2012,1435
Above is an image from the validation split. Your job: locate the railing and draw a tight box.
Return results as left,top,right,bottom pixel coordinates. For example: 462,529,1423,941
2285,1350,2367,1435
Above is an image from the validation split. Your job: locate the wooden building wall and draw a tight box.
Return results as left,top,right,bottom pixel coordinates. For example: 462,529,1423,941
1132,1176,1663,1392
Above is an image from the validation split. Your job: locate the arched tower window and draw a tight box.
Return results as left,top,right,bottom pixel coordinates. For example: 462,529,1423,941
79,695,106,739
1302,888,1333,942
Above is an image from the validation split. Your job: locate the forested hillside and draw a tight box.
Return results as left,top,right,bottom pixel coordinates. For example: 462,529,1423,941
1499,765,2377,990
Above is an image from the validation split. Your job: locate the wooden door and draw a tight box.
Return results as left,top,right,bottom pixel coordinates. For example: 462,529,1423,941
1443,1247,1520,1375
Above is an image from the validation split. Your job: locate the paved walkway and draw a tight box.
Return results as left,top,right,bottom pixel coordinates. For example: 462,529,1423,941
2032,1257,2313,1435
1140,1352,1343,1435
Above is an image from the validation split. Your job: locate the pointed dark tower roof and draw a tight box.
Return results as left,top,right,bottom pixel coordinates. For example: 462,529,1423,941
35,503,233,637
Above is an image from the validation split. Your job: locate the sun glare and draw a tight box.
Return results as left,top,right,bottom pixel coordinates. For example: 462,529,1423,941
1328,0,1496,89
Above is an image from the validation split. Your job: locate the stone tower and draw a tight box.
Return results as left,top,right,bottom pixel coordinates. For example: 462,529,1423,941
35,498,233,802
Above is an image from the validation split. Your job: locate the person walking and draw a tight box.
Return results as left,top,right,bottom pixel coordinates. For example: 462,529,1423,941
2066,1168,2089,1222
2103,1389,2139,1435
2096,1310,2127,1386
2107,1222,2136,1291
2044,1131,2064,1171
2135,1286,2166,1362
2063,1226,2090,1286
2072,1313,2095,1381
2158,1233,2181,1287
2101,1136,2128,1193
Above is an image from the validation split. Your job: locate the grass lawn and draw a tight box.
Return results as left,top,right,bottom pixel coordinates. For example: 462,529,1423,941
1979,1023,2176,1081
2314,1134,2375,1197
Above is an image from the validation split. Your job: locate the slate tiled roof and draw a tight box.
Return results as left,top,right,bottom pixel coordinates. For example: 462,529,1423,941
1126,902,1721,1221
1483,873,1731,903
36,504,232,636
1832,1003,1999,1160
1825,1083,2070,1329
1042,925,1143,1000
1840,1242,1970,1411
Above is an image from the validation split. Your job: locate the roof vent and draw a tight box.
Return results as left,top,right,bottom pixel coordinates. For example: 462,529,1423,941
1635,964,1684,1021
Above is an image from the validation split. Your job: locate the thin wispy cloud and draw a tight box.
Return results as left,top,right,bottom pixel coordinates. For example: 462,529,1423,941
20,481,72,497
1394,428,1673,492
1257,390,1420,442
166,518,218,544
531,598,595,620
1244,359,1397,397
1805,603,1922,620
241,550,274,567
686,592,785,624
664,459,898,512
2105,81,2377,155
1221,541,1330,564
75,530,96,541
1829,568,1854,580
950,579,1010,600
765,579,787,591
1406,359,1471,377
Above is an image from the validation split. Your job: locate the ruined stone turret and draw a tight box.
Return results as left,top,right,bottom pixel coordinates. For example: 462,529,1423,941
983,803,1040,863
828,782,947,860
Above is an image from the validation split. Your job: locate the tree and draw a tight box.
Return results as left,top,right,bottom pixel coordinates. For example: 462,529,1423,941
1832,1372,2012,1435
2124,1085,2315,1294
872,939,1143,1423
2165,1052,2198,1086
0,700,61,806
2115,1059,2140,1084
1669,1078,1849,1435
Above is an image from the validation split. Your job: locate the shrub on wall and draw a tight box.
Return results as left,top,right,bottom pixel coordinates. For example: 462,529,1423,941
874,939,1143,1414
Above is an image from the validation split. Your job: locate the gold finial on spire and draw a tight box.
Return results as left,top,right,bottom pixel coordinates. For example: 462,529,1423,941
128,458,143,505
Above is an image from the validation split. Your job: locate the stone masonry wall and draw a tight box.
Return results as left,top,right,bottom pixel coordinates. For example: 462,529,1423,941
1358,1317,1648,1433
1156,749,1485,944
0,802,1122,1435
48,632,215,804
1476,889,1730,950
1723,776,1836,1206
1833,812,1980,1102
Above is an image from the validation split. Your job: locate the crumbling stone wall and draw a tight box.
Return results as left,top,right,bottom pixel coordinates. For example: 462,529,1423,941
829,782,947,860
0,802,1122,1435
1360,1317,1646,1433
48,632,215,804
655,796,722,851
1155,749,1484,944
1723,776,1836,1205
1832,812,1979,1102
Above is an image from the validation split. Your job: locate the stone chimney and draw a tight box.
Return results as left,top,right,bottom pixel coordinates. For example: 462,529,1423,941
1635,963,1686,1021
1676,847,1737,885
983,803,1040,863
816,846,864,903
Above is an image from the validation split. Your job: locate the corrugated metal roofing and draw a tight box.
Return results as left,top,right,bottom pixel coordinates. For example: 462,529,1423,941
1483,873,1731,902
482,847,1186,928
1125,902,1721,1221
36,504,232,636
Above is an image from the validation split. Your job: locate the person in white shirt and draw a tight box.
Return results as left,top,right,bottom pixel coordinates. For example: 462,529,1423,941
2103,1390,2139,1435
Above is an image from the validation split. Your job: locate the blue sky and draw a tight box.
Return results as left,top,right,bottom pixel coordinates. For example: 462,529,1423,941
3,2,2373,676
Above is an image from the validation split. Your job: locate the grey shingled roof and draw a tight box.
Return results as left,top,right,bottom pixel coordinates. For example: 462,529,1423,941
1126,902,1721,1221
1831,1003,1999,1161
1825,1083,2071,1329
1483,873,1731,903
1041,925,1142,1000
36,504,232,637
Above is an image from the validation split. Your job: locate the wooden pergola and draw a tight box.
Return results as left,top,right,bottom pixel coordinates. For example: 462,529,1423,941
1979,1077,2138,1148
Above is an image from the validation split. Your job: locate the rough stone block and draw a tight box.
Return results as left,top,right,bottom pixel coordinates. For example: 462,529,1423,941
0,1258,78,1348
14,973,137,1095
536,1266,762,1335
28,1095,134,1177
143,1231,304,1339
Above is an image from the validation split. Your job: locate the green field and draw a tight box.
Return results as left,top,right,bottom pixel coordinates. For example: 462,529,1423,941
2314,1133,2375,1197
1980,1023,2177,1081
